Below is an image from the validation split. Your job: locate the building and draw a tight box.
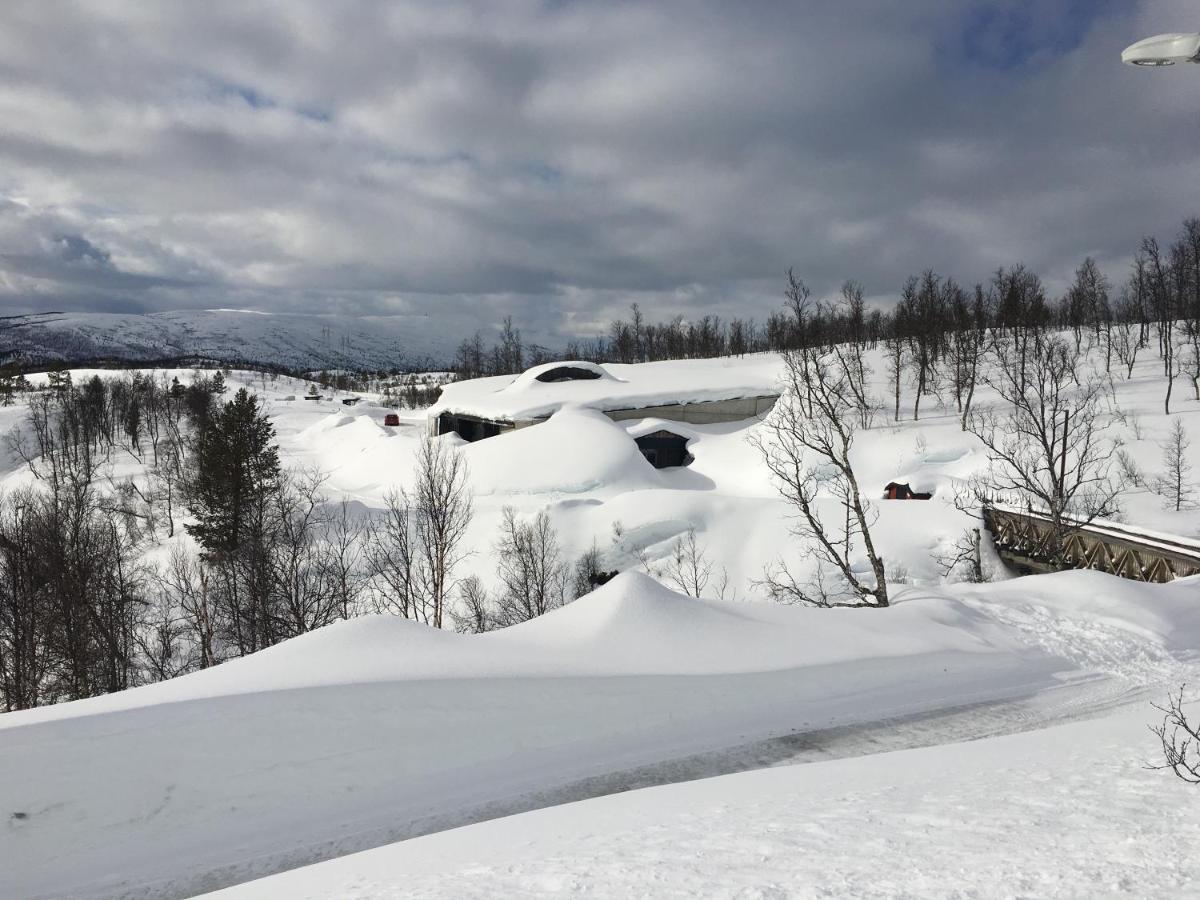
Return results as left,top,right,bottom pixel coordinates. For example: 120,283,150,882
427,358,780,467
882,481,933,500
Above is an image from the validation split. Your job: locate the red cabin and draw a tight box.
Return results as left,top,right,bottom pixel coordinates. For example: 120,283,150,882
883,481,932,500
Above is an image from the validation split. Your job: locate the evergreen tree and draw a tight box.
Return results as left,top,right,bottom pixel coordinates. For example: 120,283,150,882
186,388,280,557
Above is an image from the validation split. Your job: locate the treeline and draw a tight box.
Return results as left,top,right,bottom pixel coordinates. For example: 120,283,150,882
0,372,222,707
453,217,1200,398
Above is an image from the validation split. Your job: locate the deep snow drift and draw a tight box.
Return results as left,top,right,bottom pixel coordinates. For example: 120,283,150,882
3,571,1199,899
201,701,1200,900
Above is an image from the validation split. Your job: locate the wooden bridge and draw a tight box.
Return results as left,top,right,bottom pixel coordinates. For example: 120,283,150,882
982,505,1200,584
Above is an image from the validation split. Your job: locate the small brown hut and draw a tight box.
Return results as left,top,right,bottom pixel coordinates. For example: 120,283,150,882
883,481,932,500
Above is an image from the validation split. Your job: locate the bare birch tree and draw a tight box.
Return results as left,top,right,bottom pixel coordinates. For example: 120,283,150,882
1155,418,1195,512
493,507,568,626
967,335,1121,561
753,346,889,607
412,438,473,628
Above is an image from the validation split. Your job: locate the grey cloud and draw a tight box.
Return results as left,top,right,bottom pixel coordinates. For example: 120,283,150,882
0,1,1197,335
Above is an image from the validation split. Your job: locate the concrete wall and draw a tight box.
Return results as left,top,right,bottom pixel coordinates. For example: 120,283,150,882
604,395,778,425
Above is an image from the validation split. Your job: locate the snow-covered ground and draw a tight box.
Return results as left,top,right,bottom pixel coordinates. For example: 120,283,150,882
1,341,1199,898
201,703,1200,900
4,570,1199,899
0,308,467,372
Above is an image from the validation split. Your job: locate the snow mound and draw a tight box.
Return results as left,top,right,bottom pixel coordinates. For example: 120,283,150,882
497,571,754,648
464,406,662,496
489,570,1027,674
499,360,620,393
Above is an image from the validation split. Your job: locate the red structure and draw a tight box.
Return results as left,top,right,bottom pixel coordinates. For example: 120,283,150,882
883,481,932,500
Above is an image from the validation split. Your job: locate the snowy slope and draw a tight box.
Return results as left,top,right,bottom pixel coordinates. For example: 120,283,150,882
201,701,1200,900
3,570,1198,899
0,309,464,371
2,571,1104,900
1,337,1199,898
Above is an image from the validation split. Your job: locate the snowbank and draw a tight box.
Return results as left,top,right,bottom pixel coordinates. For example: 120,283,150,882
201,702,1200,900
462,406,664,496
0,571,1120,900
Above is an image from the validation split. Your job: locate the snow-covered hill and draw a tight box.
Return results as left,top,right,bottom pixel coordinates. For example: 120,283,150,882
4,570,1199,900
1,337,1199,898
0,309,464,371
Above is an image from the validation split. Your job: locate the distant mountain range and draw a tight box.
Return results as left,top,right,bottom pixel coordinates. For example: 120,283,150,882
0,309,464,372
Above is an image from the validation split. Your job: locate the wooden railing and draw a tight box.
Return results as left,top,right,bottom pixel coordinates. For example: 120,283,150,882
982,505,1200,583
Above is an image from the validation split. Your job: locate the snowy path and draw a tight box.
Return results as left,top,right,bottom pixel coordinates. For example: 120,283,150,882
205,702,1200,900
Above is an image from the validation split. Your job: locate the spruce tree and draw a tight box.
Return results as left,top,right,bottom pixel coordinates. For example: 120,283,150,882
186,388,280,557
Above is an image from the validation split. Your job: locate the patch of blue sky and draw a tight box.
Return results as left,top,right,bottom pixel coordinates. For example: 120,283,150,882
206,76,331,123
954,0,1125,71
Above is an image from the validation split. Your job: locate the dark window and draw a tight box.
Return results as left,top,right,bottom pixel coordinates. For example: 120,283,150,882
635,431,692,468
535,366,603,383
438,413,504,442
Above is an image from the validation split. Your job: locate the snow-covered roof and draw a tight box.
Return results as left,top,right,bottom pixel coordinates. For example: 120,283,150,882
429,356,782,422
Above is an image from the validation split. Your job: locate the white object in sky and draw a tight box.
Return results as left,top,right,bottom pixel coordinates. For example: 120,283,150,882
1122,32,1200,66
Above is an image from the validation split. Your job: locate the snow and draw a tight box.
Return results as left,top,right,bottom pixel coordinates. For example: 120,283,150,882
429,355,781,422
199,701,1200,900
0,309,468,371
462,406,665,496
2,337,1200,898
3,569,1199,899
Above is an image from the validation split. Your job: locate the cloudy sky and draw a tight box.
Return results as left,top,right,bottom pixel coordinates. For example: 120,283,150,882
1,0,1198,338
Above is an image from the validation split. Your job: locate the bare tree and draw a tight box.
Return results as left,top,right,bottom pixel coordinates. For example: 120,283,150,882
935,527,985,584
451,575,494,634
136,590,194,684
663,528,714,598
1155,418,1195,512
365,488,421,619
412,438,473,628
754,346,889,607
1150,685,1200,784
831,285,879,428
571,541,607,598
365,440,472,627
1111,313,1141,379
884,331,907,423
967,335,1121,560
0,488,51,710
946,285,987,430
493,507,569,626
156,545,218,669
322,498,368,619
270,468,344,637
